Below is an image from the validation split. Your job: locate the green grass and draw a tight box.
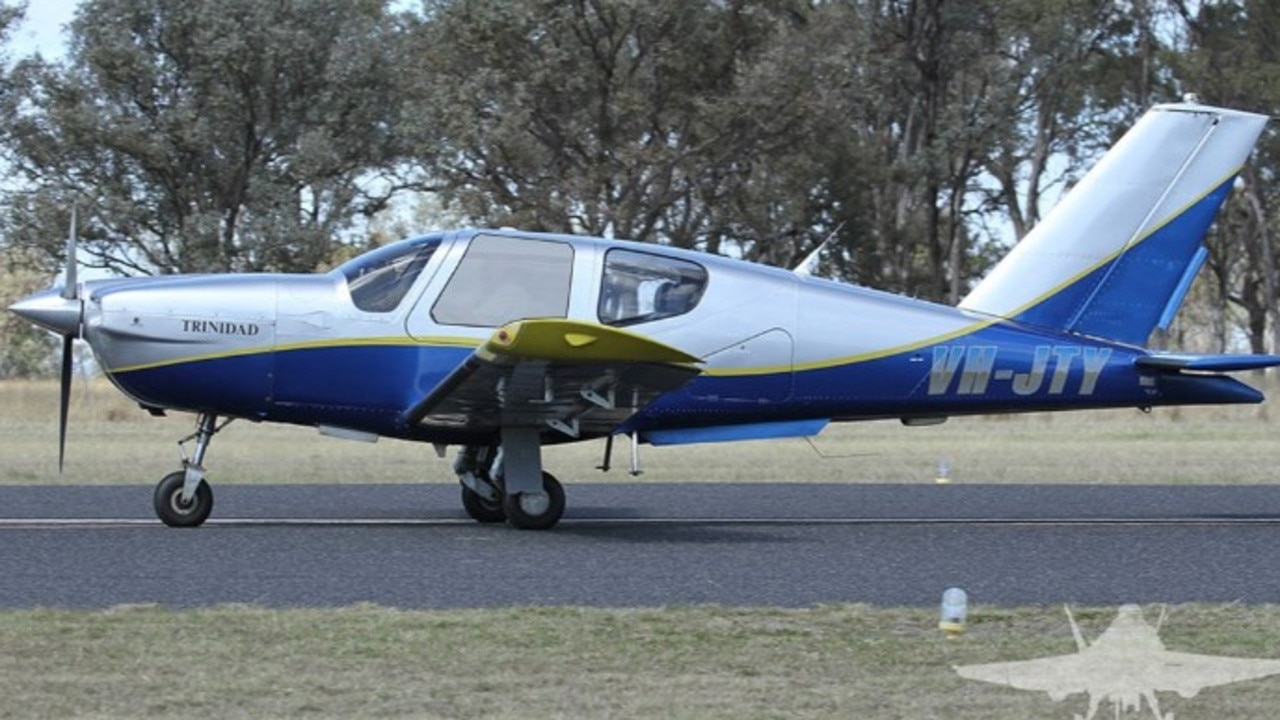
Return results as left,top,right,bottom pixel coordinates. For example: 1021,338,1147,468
1,603,1279,718
2,377,1277,485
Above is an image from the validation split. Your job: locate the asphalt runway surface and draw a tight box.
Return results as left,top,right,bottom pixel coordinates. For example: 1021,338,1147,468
2,483,1280,609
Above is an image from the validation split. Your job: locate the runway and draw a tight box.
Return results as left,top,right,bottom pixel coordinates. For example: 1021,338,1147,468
2,483,1280,609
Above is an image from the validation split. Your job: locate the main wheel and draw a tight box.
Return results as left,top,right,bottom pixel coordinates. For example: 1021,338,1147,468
154,470,214,528
503,472,565,531
461,486,506,523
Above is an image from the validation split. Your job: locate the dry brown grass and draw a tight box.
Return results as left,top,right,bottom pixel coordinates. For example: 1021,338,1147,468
1,377,1278,485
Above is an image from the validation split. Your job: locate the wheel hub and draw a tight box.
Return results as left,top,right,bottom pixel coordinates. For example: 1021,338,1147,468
518,491,551,516
169,491,194,514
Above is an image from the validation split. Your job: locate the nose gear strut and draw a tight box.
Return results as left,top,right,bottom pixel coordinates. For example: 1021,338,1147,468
154,413,228,527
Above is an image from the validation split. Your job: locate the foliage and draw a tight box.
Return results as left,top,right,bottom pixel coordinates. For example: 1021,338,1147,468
402,0,810,251
0,258,57,378
0,0,1278,351
0,0,415,275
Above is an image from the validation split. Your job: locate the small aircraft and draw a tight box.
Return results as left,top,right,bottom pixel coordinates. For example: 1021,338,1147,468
9,103,1280,530
954,604,1280,720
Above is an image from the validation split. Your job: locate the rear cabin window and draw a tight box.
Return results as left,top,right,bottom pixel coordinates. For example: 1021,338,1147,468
598,249,707,326
432,234,574,327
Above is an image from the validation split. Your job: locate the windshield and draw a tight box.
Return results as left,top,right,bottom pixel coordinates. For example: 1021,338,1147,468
338,234,443,312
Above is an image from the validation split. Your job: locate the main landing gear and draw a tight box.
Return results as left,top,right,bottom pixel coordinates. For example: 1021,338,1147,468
454,430,566,530
153,413,223,528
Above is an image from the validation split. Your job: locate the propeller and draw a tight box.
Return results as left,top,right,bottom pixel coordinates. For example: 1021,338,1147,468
57,207,80,472
7,208,86,472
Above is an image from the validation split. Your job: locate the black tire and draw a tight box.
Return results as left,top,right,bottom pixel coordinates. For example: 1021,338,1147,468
154,470,214,528
461,486,506,523
502,472,565,531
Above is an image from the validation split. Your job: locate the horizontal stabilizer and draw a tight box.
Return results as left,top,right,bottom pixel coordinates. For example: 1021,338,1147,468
1135,354,1280,373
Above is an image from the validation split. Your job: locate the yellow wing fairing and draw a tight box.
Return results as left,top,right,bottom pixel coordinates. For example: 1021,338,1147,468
480,318,700,365
404,319,702,439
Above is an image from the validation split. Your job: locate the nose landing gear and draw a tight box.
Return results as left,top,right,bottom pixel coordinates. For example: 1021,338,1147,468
154,413,225,528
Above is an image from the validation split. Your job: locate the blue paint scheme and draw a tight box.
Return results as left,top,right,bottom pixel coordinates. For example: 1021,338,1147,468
1157,245,1208,331
271,344,472,423
110,353,274,420
644,419,829,446
112,344,474,437
1012,178,1235,345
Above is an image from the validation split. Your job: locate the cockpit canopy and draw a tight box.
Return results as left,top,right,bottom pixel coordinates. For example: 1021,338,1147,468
336,230,710,326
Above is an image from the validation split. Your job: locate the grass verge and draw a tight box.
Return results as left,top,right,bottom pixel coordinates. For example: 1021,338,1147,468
1,603,1279,718
2,378,1278,485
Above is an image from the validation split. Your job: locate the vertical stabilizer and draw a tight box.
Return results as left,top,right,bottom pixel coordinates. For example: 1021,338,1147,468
960,104,1268,346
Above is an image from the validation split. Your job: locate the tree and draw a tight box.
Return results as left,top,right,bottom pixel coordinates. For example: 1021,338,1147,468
0,0,416,276
402,0,808,249
1164,0,1280,354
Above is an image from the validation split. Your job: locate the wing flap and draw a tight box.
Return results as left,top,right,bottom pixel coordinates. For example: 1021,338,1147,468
404,319,700,437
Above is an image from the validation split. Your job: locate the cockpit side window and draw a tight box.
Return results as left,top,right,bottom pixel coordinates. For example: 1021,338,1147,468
598,249,707,326
339,234,443,313
432,234,574,327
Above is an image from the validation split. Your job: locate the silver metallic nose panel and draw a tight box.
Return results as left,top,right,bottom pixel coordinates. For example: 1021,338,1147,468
8,288,83,336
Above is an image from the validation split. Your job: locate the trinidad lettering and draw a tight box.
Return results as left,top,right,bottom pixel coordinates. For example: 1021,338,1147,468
182,319,261,336
928,344,1112,397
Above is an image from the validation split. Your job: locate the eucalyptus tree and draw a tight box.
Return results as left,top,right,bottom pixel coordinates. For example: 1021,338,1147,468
0,2,64,377
402,0,809,250
0,0,413,275
730,0,1008,302
1162,0,1280,354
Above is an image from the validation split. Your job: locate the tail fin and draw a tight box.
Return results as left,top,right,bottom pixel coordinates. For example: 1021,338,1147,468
960,104,1268,346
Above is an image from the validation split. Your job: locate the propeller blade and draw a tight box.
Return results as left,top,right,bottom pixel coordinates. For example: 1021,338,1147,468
61,206,78,300
58,333,73,473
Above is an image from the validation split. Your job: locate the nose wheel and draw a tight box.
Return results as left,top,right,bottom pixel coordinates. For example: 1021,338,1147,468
154,470,214,527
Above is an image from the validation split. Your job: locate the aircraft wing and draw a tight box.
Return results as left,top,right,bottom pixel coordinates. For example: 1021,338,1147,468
954,655,1095,700
1140,651,1280,698
404,318,701,438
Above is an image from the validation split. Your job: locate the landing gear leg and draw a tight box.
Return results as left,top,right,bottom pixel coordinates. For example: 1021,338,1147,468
498,427,565,531
154,413,220,528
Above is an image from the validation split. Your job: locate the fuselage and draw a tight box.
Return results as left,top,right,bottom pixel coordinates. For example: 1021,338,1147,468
72,228,1257,444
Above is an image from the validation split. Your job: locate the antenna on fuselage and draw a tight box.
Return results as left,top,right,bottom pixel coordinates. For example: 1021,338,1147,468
792,222,845,277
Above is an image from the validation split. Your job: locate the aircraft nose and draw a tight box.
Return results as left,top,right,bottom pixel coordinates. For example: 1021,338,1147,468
8,288,83,336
